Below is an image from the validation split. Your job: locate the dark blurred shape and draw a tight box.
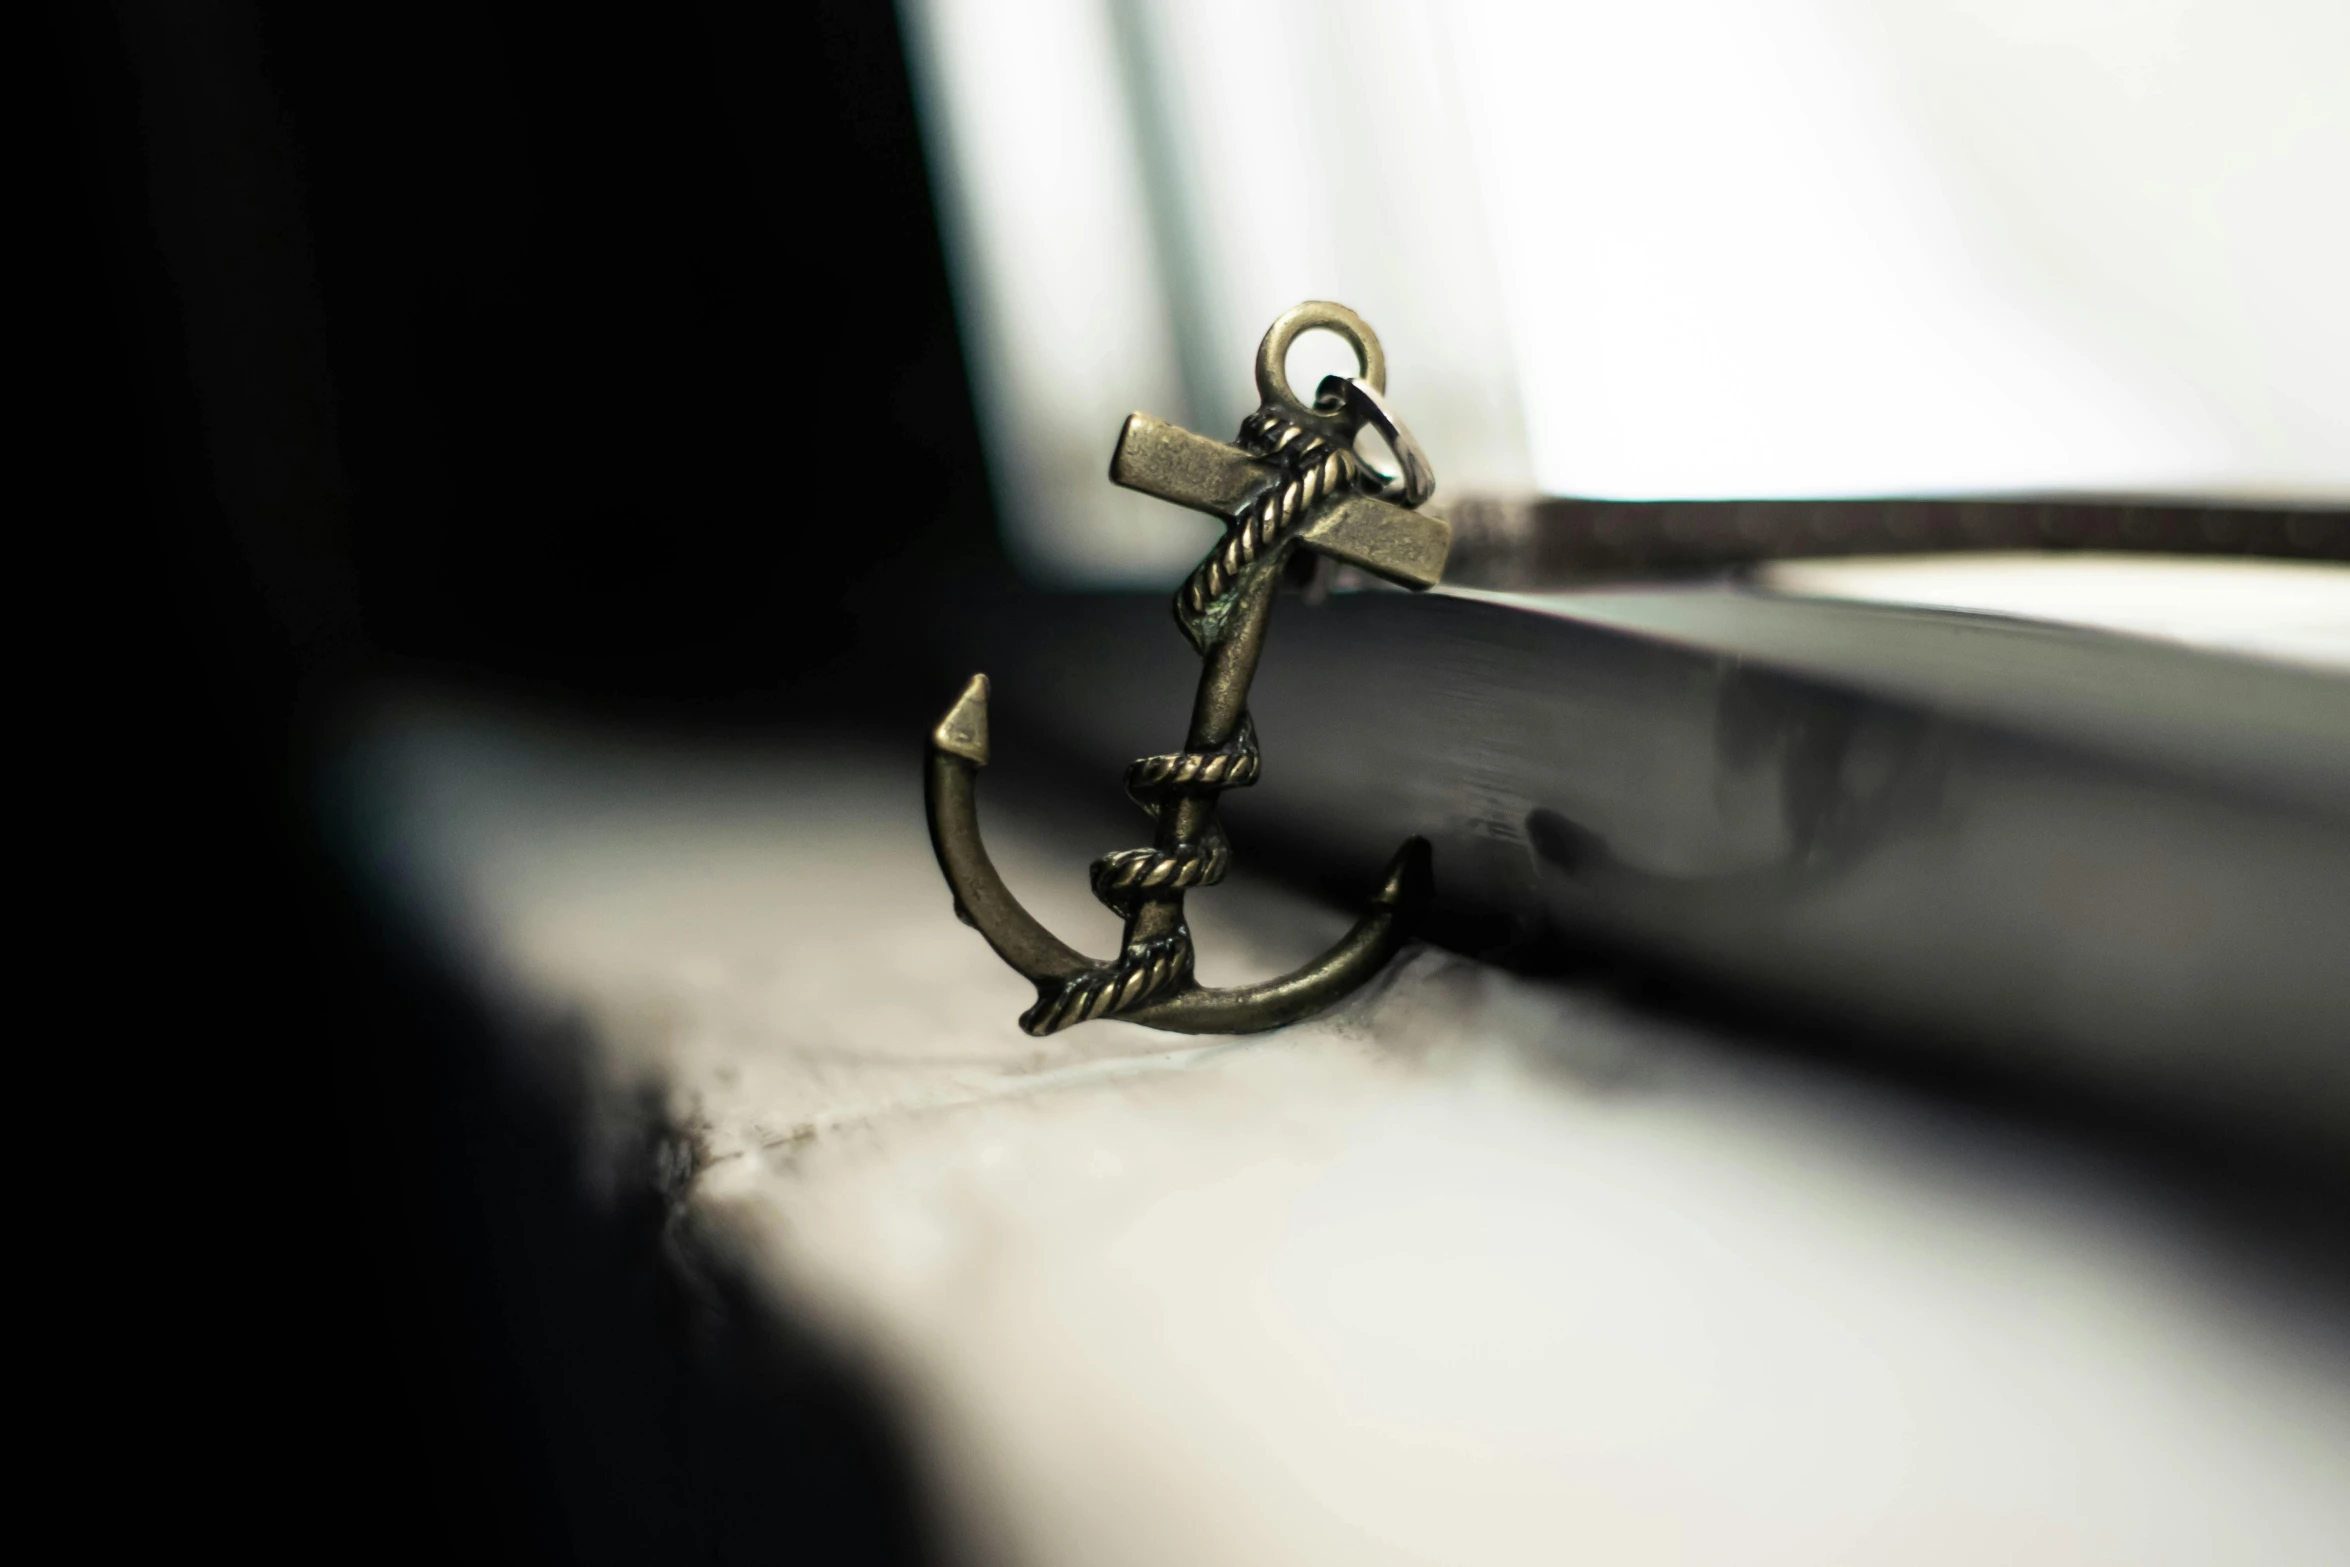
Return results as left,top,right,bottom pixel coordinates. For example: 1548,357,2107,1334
1444,493,2348,588
956,587,2350,1169
57,0,988,1556
77,0,998,711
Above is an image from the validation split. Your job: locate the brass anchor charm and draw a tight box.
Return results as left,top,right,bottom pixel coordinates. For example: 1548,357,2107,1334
924,303,1452,1036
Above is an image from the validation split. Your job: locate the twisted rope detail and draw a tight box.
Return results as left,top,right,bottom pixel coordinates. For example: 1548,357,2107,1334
1017,723,1264,1037
1020,934,1192,1037
1023,410,1350,1037
1091,837,1227,900
1125,721,1263,795
1177,412,1359,627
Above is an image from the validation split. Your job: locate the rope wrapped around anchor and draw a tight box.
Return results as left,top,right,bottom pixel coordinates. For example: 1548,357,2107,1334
1174,410,1360,647
1015,715,1261,1036
1015,407,1349,1037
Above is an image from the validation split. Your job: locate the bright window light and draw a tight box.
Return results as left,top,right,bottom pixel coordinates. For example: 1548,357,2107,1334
902,0,2350,581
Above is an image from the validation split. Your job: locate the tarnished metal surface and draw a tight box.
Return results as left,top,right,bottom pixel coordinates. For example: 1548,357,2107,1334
925,303,1451,1036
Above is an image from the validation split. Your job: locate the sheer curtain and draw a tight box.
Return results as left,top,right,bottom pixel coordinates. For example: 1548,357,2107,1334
901,0,2350,582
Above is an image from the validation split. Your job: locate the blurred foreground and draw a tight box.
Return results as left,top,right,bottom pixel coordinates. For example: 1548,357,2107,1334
336,695,2350,1565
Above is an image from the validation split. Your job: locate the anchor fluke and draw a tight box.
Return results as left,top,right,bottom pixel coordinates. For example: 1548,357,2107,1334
925,675,1092,988
1374,834,1434,911
931,673,990,765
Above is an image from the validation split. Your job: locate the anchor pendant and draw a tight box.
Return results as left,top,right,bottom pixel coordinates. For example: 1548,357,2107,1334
924,302,1452,1036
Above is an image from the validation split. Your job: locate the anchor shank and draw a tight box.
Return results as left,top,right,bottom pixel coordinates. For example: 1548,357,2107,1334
1123,563,1284,947
1184,562,1282,751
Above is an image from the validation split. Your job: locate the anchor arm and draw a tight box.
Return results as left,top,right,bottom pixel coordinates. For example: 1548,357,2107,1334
924,675,1096,986
923,670,1434,1036
1117,836,1431,1034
